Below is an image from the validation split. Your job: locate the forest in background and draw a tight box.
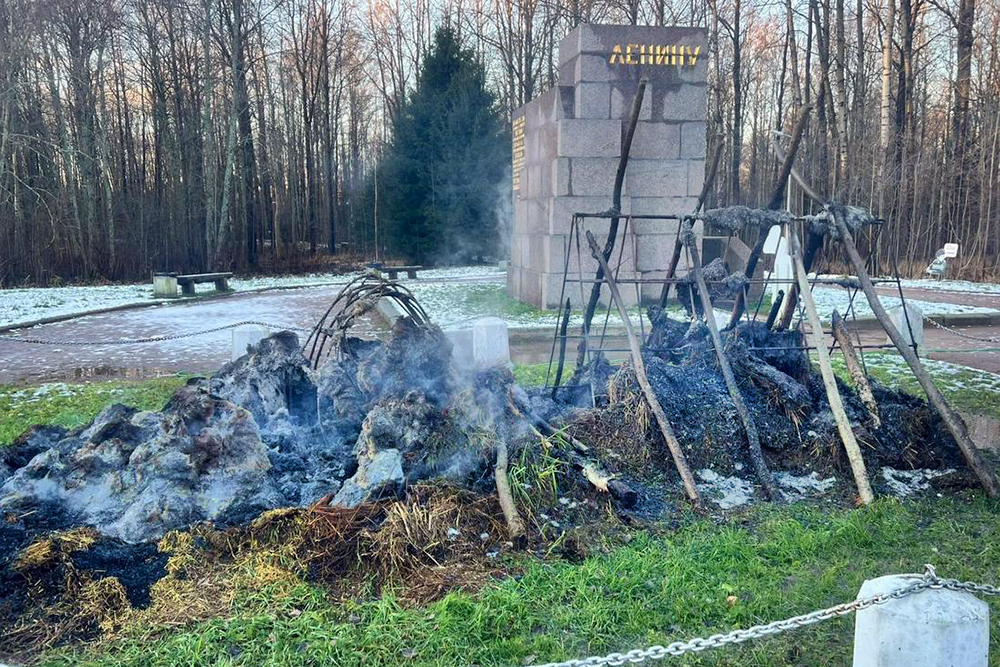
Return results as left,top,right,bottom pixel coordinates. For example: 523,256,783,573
1,0,999,285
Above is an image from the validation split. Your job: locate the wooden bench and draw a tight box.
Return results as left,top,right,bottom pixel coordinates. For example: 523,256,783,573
384,265,422,280
176,272,233,295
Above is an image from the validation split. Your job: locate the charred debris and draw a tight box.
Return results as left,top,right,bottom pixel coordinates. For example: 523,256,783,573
0,243,990,657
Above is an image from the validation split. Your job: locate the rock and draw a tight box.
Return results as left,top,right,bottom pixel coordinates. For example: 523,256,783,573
0,425,67,483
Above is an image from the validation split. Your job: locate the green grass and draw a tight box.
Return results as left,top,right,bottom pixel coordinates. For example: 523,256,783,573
0,375,190,445
37,497,1000,667
512,362,570,388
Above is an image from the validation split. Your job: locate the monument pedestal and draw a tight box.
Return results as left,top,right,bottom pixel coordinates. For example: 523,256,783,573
508,23,708,309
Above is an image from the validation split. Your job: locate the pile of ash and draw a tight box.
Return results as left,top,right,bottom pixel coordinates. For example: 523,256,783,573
0,320,523,548
552,312,970,503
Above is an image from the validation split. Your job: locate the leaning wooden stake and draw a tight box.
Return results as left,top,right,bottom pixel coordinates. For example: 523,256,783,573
679,221,779,500
788,226,874,505
551,297,572,399
831,310,881,428
829,206,999,497
494,440,526,543
585,230,701,504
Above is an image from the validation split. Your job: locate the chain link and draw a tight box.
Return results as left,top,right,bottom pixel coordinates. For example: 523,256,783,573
923,314,1000,343
0,320,314,346
528,566,1000,667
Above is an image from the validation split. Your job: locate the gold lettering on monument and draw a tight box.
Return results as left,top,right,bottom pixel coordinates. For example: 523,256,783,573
609,43,700,66
511,115,525,191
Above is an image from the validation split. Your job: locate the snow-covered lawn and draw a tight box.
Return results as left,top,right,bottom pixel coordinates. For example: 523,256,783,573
0,266,505,329
408,279,722,330
810,285,998,319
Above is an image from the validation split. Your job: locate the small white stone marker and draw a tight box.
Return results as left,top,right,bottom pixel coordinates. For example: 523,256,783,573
770,236,793,303
231,324,269,361
472,317,510,369
887,303,924,349
853,574,989,667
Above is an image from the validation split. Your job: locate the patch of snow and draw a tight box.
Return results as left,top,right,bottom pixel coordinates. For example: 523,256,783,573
776,471,837,500
696,469,754,509
409,277,729,330
880,467,955,497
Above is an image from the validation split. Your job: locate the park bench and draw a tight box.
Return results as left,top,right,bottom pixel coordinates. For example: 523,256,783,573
153,272,233,297
383,265,422,280
177,272,232,294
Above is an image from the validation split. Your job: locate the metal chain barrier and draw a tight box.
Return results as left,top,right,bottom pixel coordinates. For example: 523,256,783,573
922,314,1000,343
528,566,1000,667
0,320,314,346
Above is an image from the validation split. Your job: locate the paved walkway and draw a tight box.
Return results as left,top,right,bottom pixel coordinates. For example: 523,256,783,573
2,281,998,384
0,285,379,384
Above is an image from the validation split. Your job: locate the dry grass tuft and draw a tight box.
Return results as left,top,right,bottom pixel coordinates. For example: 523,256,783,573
13,528,99,572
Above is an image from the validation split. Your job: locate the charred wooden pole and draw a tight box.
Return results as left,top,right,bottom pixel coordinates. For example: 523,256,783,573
829,206,999,497
575,79,647,370
678,220,779,500
764,290,785,329
585,230,701,503
788,225,874,505
551,298,572,399
725,105,812,330
657,144,724,310
831,310,881,428
775,121,997,497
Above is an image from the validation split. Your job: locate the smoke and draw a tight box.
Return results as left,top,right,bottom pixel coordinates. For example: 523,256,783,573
494,165,513,261
428,163,513,266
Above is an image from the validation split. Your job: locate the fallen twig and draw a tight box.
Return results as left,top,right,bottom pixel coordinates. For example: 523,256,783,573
493,439,526,544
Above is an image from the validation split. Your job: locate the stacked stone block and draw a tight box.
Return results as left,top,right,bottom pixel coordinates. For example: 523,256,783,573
508,23,708,309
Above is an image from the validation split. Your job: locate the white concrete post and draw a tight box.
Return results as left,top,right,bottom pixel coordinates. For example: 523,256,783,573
853,574,989,667
472,317,510,369
232,325,269,361
887,303,924,349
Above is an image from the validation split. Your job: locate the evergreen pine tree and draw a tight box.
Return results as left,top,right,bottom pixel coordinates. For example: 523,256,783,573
379,26,509,264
